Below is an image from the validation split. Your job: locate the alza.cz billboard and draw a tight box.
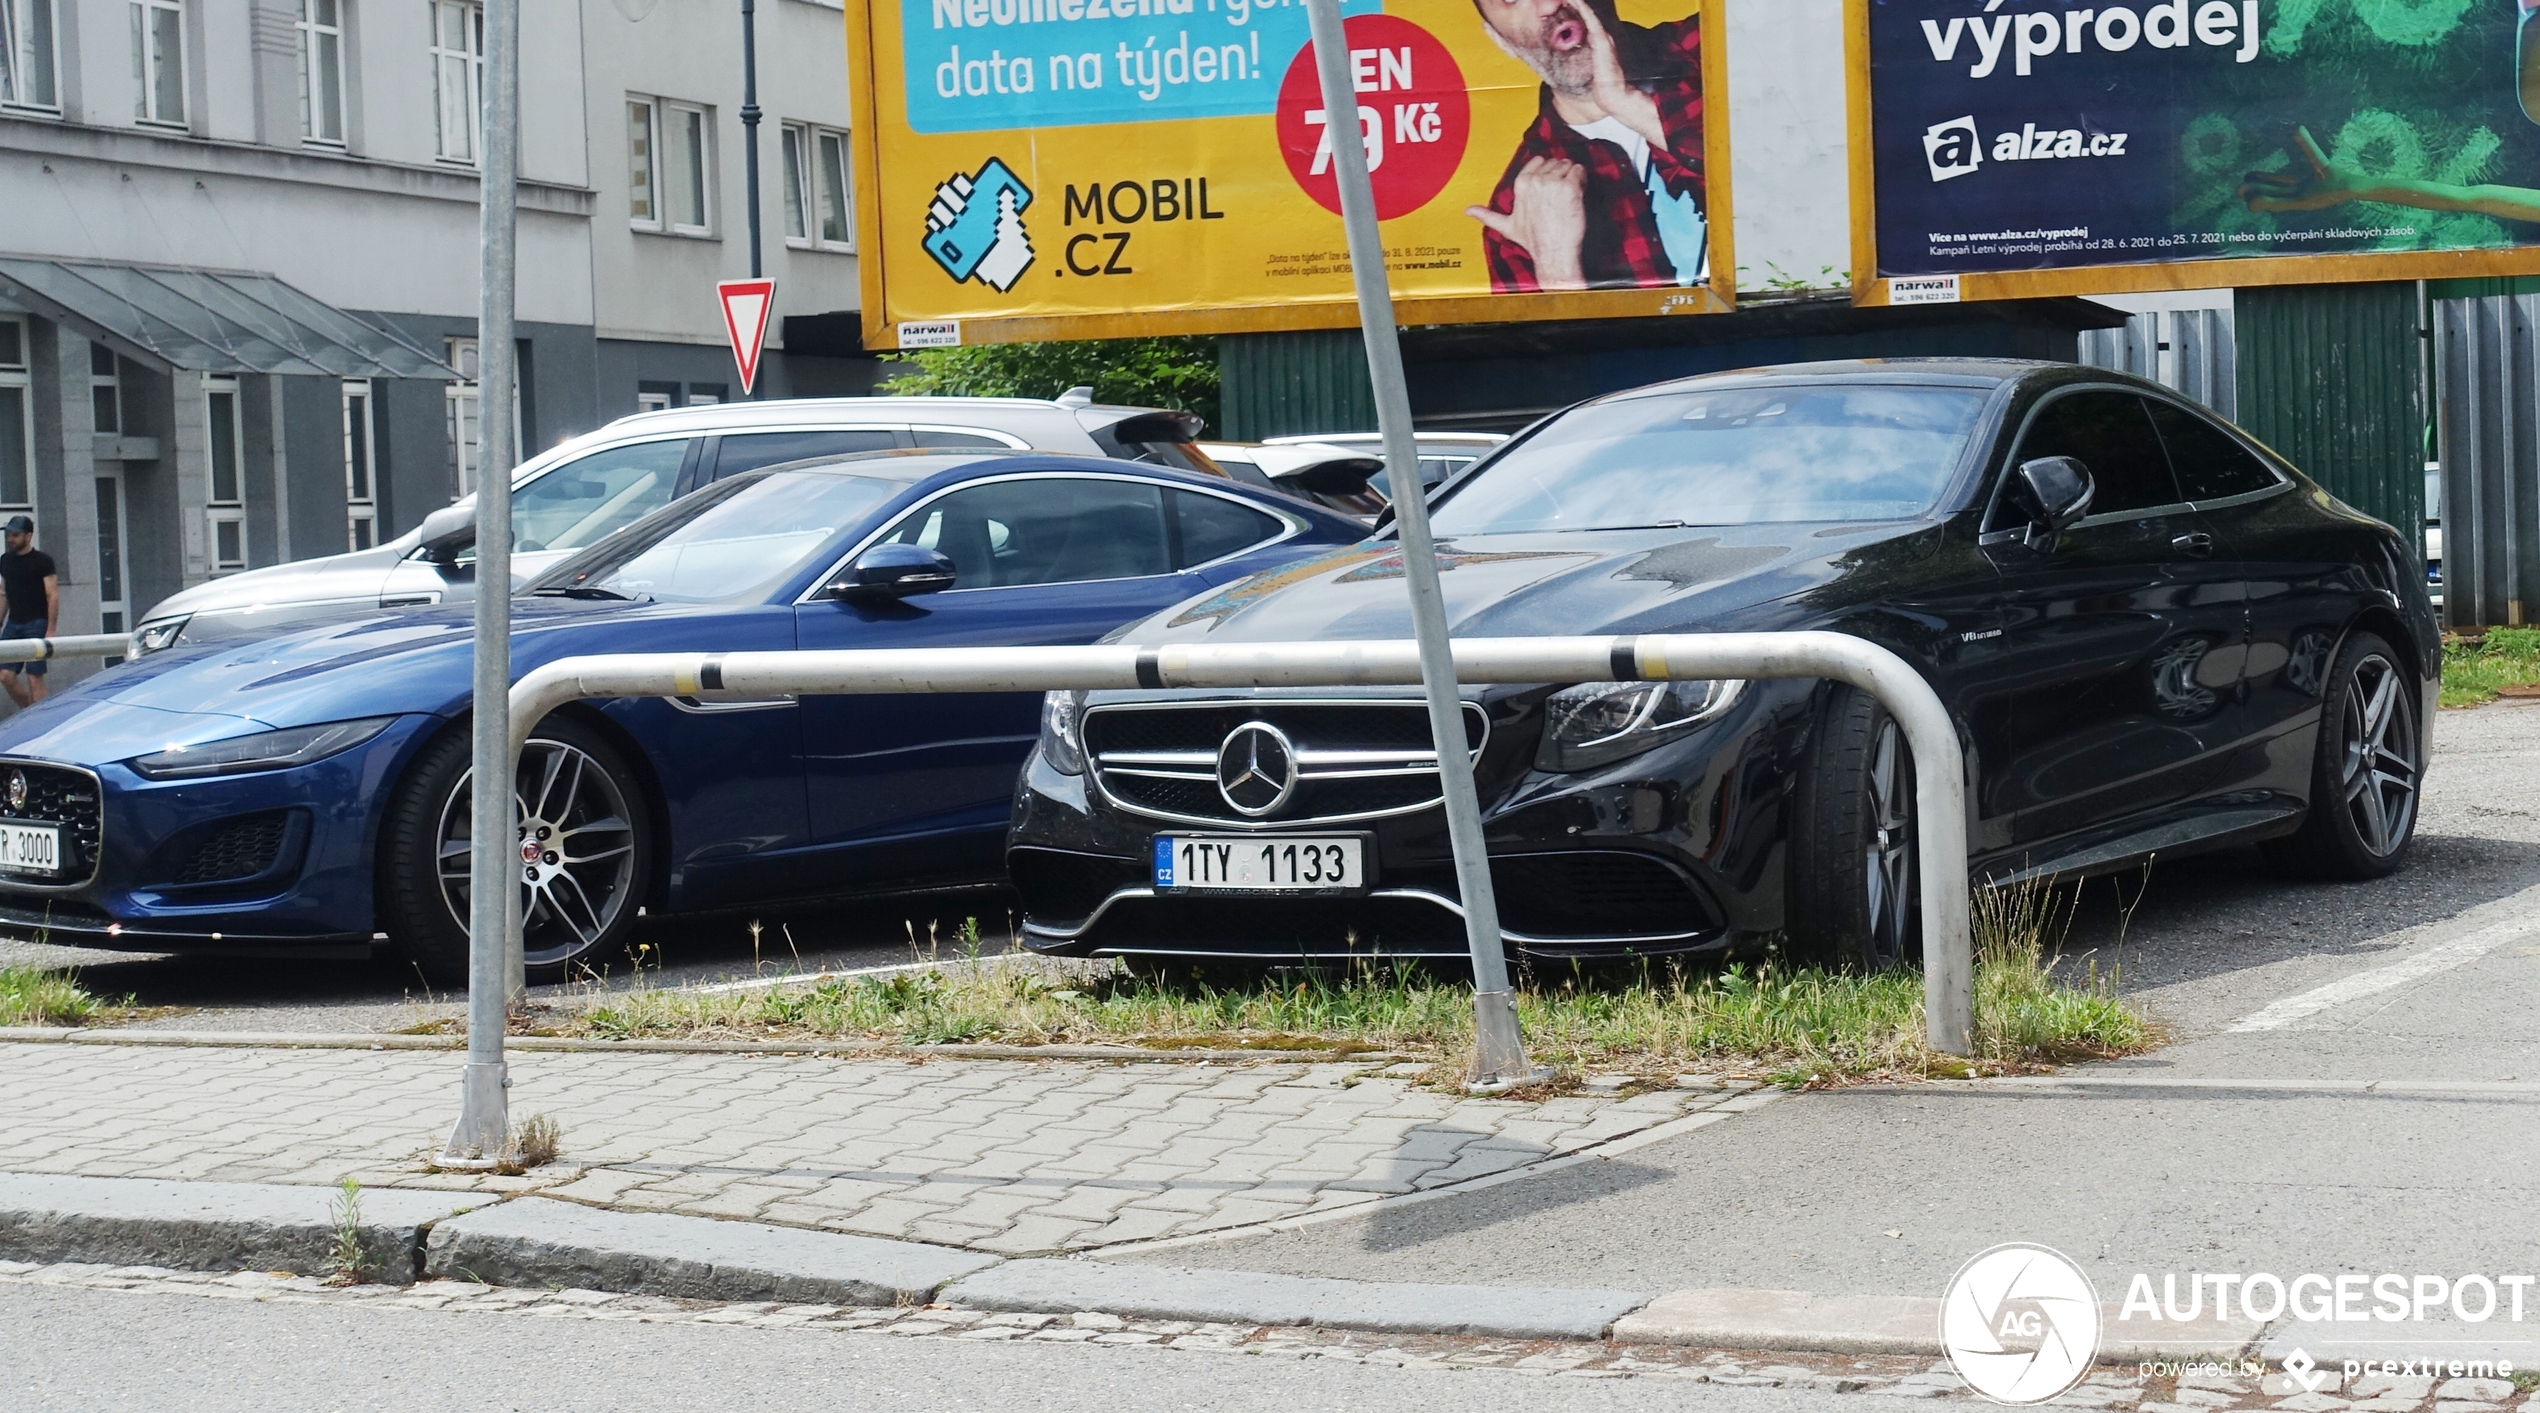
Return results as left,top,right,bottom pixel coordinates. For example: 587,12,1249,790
846,0,1736,347
1848,0,2540,305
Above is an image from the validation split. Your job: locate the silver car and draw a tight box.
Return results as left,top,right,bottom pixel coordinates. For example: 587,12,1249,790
133,392,1210,653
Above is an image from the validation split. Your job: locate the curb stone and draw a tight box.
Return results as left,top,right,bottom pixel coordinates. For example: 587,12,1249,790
0,1173,493,1282
423,1197,998,1305
0,1028,1395,1064
941,1259,1649,1341
1615,1288,2268,1364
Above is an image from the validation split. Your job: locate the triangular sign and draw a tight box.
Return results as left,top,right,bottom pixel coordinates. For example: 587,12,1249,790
716,278,777,396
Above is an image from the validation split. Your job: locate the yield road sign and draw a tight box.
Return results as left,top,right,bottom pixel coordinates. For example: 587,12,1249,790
717,279,776,395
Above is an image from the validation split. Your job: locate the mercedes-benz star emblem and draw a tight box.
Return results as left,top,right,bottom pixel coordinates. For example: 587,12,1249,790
1216,722,1298,818
3,769,24,812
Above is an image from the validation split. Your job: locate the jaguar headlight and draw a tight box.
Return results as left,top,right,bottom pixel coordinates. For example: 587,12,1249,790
130,617,189,655
1039,691,1088,775
1535,679,1744,772
130,716,398,781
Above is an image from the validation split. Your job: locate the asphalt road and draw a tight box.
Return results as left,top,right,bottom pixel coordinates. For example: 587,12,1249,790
0,1282,1839,1413
1115,704,2540,1307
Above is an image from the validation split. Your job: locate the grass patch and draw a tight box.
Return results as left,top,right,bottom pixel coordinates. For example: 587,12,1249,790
0,966,121,1027
568,883,2153,1084
2442,626,2540,708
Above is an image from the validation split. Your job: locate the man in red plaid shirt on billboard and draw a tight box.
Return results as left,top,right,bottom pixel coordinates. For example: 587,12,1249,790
1464,0,1708,292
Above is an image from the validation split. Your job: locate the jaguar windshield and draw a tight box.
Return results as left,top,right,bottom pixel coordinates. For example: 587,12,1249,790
1426,386,1989,535
531,469,901,604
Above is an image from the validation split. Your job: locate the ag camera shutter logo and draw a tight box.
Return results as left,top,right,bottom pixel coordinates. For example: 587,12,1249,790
1940,1244,2103,1404
1924,115,1984,182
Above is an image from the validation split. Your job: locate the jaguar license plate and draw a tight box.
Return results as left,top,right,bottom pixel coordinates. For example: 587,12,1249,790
1153,835,1368,894
0,820,62,876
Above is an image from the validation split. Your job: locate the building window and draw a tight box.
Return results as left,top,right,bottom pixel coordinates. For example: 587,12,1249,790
626,98,656,227
0,319,29,512
205,377,247,573
781,123,854,250
664,101,710,233
90,343,124,435
131,0,188,128
1,0,60,112
343,379,377,550
429,0,482,164
299,0,345,145
445,336,520,497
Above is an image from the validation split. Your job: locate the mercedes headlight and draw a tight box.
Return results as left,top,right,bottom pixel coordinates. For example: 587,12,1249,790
131,617,189,655
1536,680,1744,772
1039,691,1087,775
129,717,398,781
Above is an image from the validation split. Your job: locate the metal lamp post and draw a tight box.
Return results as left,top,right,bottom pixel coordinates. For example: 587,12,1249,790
1300,0,1547,1089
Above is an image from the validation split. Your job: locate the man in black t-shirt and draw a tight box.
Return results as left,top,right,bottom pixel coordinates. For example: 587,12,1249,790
1,514,60,707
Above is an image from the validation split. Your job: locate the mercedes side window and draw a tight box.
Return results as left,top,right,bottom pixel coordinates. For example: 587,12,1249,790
511,440,690,553
2145,400,2285,502
1169,489,1284,567
2006,390,2183,521
712,428,903,478
875,478,1174,588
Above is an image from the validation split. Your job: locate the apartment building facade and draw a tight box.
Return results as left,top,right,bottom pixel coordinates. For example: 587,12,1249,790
0,0,874,669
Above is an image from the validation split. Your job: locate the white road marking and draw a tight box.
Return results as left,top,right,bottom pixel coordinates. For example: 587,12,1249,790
2225,915,2540,1032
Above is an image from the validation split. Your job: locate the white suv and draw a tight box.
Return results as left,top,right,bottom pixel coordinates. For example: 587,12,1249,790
134,393,1208,653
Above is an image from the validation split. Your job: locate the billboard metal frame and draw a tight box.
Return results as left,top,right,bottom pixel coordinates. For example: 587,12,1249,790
1841,0,2540,308
846,0,1738,348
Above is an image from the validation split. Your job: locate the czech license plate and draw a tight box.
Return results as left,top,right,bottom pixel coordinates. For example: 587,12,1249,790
0,820,61,876
1154,835,1367,894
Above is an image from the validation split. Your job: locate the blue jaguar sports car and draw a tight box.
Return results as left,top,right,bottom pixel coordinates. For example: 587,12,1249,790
0,452,1362,981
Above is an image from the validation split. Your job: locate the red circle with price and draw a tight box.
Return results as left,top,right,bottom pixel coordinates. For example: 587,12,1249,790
1274,15,1470,220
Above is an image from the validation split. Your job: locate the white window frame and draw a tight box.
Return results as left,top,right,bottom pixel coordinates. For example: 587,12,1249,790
342,378,377,551
660,99,713,236
131,0,189,129
1,0,62,113
205,376,248,574
0,317,31,514
89,342,120,435
445,336,521,497
634,390,673,414
428,0,483,165
781,122,855,252
298,0,346,146
626,96,659,229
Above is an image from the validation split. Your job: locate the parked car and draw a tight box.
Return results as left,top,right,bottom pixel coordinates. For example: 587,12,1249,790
0,452,1364,981
130,393,1213,655
1008,361,2438,970
1263,431,1509,501
1200,442,1389,520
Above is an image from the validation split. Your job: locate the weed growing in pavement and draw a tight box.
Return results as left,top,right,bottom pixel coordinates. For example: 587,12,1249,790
2442,626,2540,708
324,1178,368,1285
497,1114,563,1175
0,966,127,1026
569,886,2153,1083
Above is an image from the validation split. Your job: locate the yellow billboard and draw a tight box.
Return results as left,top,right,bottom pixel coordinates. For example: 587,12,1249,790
846,0,1737,348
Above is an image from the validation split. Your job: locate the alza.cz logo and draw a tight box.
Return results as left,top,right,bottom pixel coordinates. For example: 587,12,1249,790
1941,1244,2103,1404
1924,116,2130,182
924,157,1037,292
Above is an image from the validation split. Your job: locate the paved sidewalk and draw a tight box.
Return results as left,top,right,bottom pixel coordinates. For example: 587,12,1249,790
0,1042,1759,1254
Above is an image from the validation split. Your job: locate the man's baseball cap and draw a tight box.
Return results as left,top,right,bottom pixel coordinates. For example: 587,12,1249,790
1,515,31,533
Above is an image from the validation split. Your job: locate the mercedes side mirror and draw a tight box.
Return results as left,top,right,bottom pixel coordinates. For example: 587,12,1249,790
832,544,957,603
415,503,477,567
2016,456,2095,548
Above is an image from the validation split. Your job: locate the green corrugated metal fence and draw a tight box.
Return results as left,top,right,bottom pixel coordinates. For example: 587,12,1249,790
2234,283,2426,561
1217,330,1376,443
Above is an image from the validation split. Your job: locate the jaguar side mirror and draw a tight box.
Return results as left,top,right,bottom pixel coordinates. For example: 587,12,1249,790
2016,456,2095,548
832,544,957,604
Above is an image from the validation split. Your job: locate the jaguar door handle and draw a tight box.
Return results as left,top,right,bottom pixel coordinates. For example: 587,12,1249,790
2172,532,2214,557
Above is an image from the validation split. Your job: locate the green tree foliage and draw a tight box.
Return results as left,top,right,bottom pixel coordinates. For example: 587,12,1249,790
882,337,1221,433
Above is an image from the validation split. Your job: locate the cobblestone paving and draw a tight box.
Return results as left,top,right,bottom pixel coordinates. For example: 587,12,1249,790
0,1042,1766,1252
5,1262,2528,1409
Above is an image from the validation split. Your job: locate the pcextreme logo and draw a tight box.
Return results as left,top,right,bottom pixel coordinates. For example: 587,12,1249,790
1940,1244,2104,1404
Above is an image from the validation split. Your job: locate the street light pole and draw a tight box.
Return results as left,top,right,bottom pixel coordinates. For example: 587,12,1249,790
1301,0,1545,1089
740,0,766,397
444,0,520,1167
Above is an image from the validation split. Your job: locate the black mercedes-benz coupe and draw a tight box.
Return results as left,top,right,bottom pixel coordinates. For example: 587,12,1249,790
1005,360,2437,970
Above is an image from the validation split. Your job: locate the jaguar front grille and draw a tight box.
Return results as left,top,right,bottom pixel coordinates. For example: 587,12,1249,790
0,760,104,887
1085,699,1488,828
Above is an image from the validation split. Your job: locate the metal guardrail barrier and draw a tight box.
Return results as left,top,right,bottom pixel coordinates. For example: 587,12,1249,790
439,630,1975,1163
0,634,137,665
